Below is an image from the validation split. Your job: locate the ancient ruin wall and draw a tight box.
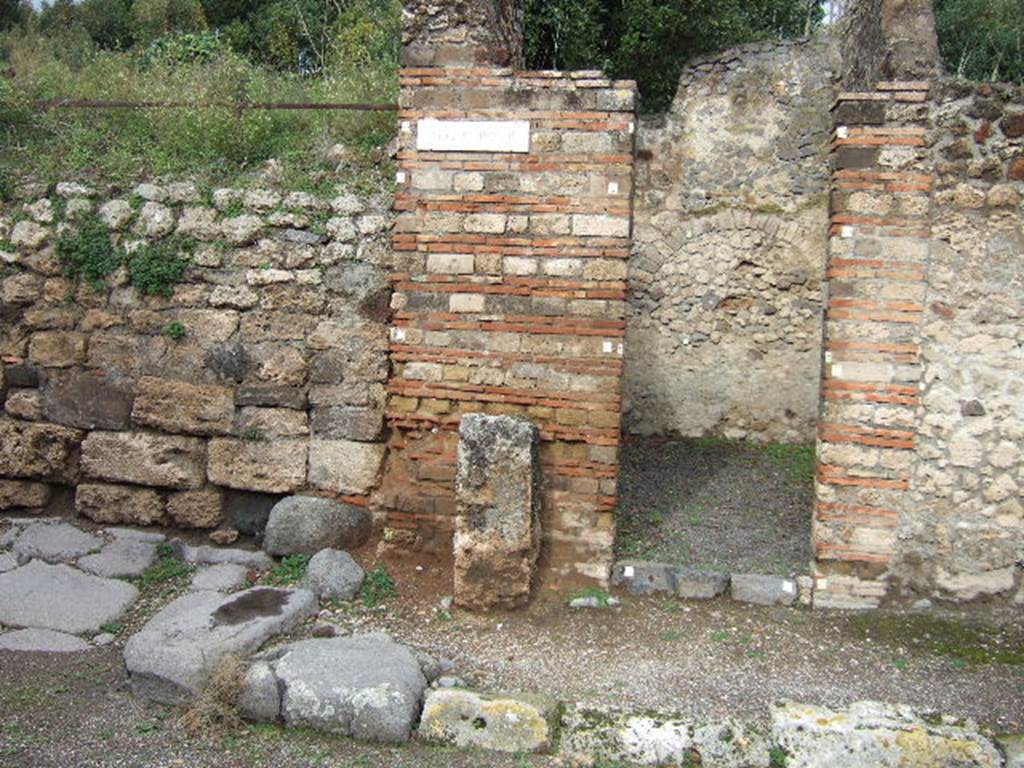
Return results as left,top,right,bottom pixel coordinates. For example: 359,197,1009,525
0,183,392,533
627,38,838,442
904,81,1024,602
378,0,636,586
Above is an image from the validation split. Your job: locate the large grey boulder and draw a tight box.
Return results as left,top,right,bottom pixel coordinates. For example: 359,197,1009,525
78,538,158,579
302,549,365,600
771,701,1003,768
124,586,317,705
12,522,104,563
263,496,371,557
239,633,427,742
0,560,139,634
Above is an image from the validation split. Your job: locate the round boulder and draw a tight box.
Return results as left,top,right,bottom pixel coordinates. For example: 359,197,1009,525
302,549,365,601
263,496,371,556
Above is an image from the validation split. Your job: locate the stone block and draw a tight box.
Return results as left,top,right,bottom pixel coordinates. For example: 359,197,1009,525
301,548,365,600
561,704,769,767
238,634,427,742
132,376,235,436
611,560,676,595
731,573,798,606
82,431,206,489
237,406,309,438
237,384,307,410
307,440,387,495
454,414,541,611
207,438,307,494
673,568,729,599
571,214,629,238
0,479,51,510
28,331,87,368
0,417,82,483
75,482,167,526
167,487,225,529
419,689,560,754
772,701,1003,768
311,406,383,441
41,369,134,430
5,389,42,420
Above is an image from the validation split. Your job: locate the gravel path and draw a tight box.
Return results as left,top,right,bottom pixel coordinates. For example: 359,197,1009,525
617,437,815,574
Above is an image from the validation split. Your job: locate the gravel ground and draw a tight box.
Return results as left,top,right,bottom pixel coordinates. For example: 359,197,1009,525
617,437,815,574
2,546,1022,767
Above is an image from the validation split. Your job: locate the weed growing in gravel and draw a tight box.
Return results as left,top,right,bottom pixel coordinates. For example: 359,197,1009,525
769,745,789,767
99,622,123,635
361,566,397,608
265,554,310,586
137,543,193,589
180,655,245,733
571,587,613,606
240,426,266,442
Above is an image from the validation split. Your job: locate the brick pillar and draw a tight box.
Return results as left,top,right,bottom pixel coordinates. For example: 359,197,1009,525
374,0,637,587
812,81,933,608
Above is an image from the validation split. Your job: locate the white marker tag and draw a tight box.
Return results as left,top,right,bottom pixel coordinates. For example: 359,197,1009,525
602,341,614,353
841,225,854,238
607,181,619,195
391,328,406,342
623,565,635,578
783,581,796,595
396,171,407,183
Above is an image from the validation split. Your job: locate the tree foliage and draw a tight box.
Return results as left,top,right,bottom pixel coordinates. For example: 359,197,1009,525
934,0,1024,83
525,0,820,112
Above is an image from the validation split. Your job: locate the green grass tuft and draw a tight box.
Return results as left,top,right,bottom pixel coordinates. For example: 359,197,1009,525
360,566,397,608
264,554,310,586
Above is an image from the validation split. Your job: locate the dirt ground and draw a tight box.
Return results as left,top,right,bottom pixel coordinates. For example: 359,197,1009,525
616,437,815,575
2,543,1022,768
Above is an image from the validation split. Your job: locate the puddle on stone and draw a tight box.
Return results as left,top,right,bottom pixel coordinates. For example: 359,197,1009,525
211,588,289,626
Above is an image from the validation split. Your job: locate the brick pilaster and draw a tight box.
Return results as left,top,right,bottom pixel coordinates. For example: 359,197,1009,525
813,81,933,609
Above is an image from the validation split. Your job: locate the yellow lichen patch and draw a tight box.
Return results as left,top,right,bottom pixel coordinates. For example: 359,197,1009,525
894,728,991,767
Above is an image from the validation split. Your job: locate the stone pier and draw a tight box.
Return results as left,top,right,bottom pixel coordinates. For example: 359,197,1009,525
454,414,541,610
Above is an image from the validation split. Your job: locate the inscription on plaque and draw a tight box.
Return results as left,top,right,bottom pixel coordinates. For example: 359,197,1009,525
416,119,531,153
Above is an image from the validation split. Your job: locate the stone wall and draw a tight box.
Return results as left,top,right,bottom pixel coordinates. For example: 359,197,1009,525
0,181,392,536
812,7,1024,608
627,38,838,442
904,81,1024,603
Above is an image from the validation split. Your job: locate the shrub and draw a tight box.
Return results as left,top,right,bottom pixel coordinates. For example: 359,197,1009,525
265,553,310,586
132,0,206,45
127,238,191,297
164,320,186,340
57,214,121,290
139,30,228,68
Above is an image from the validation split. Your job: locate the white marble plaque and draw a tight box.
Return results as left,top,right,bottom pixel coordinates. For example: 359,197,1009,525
416,119,530,153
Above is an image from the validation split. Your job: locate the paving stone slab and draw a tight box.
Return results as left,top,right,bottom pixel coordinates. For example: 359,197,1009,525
12,522,104,563
124,586,317,705
0,552,17,573
107,527,167,543
240,633,427,743
190,563,250,592
170,539,273,570
78,538,159,579
0,560,139,634
0,628,92,653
